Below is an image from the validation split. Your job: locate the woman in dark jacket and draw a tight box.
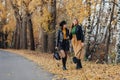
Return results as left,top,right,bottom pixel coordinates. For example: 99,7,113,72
70,18,84,69
56,20,69,70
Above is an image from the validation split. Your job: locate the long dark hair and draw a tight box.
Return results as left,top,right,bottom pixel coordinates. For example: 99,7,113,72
59,20,67,30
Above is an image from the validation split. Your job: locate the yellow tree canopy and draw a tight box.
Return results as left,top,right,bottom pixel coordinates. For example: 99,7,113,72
65,0,88,23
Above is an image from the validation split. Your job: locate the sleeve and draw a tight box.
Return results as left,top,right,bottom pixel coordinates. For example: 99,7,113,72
76,25,84,42
69,32,72,40
80,26,84,42
81,28,84,42
67,28,72,40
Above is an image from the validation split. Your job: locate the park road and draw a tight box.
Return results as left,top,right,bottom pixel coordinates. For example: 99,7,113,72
0,50,53,80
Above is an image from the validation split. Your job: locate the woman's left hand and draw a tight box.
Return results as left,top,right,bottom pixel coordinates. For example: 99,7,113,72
81,43,84,47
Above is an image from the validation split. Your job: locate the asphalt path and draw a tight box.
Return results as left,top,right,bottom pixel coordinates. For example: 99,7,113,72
0,50,53,80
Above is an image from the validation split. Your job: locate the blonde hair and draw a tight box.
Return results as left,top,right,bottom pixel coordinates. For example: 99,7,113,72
72,18,79,26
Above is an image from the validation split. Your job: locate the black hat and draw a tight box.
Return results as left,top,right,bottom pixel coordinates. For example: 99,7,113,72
59,20,67,27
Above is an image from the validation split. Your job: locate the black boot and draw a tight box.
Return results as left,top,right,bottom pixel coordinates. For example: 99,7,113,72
62,57,67,70
76,59,82,69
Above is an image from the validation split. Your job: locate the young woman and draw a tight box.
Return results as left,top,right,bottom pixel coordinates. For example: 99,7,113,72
70,18,84,69
56,20,69,70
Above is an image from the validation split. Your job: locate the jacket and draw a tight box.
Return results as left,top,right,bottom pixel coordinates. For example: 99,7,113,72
70,25,84,42
56,28,69,47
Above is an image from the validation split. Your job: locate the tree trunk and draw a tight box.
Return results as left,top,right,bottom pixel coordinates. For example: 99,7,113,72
21,16,27,49
105,0,115,62
94,0,102,41
85,0,91,59
16,26,20,49
47,0,56,53
41,30,48,52
47,32,55,53
115,0,120,64
27,14,35,50
10,0,28,50
19,19,23,49
14,17,21,49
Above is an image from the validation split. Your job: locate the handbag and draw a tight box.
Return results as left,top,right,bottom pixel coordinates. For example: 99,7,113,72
53,50,61,60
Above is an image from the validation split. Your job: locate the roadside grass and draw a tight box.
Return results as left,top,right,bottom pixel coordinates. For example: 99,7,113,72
4,49,120,80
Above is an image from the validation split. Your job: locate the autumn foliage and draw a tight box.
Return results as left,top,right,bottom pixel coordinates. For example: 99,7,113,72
0,0,119,62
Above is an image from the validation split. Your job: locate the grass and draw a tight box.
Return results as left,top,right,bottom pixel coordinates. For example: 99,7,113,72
3,49,120,80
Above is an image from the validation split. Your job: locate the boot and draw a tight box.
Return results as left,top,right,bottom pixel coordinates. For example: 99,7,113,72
76,59,82,69
62,57,67,70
